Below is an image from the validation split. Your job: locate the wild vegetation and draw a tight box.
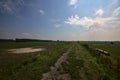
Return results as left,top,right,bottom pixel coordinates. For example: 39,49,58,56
0,42,71,80
60,42,119,80
0,41,119,80
80,41,120,80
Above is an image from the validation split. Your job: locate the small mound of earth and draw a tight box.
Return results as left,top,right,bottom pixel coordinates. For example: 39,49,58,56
8,48,44,54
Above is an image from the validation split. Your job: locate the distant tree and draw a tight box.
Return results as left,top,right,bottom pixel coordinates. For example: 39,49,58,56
57,40,59,42
110,42,114,44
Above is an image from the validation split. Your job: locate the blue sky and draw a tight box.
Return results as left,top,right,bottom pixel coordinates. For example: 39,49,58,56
0,0,120,41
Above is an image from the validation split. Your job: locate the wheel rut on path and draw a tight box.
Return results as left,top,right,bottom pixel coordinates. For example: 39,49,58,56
41,47,72,80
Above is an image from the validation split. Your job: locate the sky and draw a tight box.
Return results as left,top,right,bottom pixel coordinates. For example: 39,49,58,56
0,0,120,41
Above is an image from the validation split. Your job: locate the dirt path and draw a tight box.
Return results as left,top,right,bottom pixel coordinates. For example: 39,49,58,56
41,47,71,80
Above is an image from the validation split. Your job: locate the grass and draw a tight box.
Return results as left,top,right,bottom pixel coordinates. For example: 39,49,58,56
61,42,119,80
76,43,106,80
91,42,120,59
80,41,120,59
61,46,83,80
80,42,120,80
0,42,71,80
0,41,119,80
90,42,120,80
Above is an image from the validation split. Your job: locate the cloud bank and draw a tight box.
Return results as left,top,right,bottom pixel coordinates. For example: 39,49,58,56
65,7,120,32
64,7,120,41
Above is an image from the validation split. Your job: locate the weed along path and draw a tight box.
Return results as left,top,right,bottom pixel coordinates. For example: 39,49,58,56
41,47,72,80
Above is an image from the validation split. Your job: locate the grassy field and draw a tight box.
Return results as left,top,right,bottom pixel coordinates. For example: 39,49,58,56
61,42,119,80
0,42,71,80
91,42,120,59
80,41,120,80
0,41,119,80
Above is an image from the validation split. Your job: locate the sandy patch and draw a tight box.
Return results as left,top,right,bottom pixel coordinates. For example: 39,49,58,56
8,48,44,54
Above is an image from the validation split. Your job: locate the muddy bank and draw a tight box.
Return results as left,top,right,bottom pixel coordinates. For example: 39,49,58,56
8,48,44,54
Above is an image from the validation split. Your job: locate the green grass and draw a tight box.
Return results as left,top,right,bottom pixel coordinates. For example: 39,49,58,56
89,42,120,80
0,41,119,80
0,42,71,80
61,46,83,80
91,42,120,58
80,41,120,59
0,42,55,49
80,42,119,80
76,43,106,80
61,42,118,80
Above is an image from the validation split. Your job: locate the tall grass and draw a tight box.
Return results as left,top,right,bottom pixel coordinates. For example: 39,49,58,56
80,42,119,80
62,42,118,80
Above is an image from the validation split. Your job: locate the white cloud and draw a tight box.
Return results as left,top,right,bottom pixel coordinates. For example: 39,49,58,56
112,7,120,17
54,24,61,28
39,9,45,15
95,9,104,16
69,0,78,6
65,15,105,29
81,29,120,41
0,0,25,14
65,7,120,32
64,7,120,41
65,15,94,29
21,33,32,36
